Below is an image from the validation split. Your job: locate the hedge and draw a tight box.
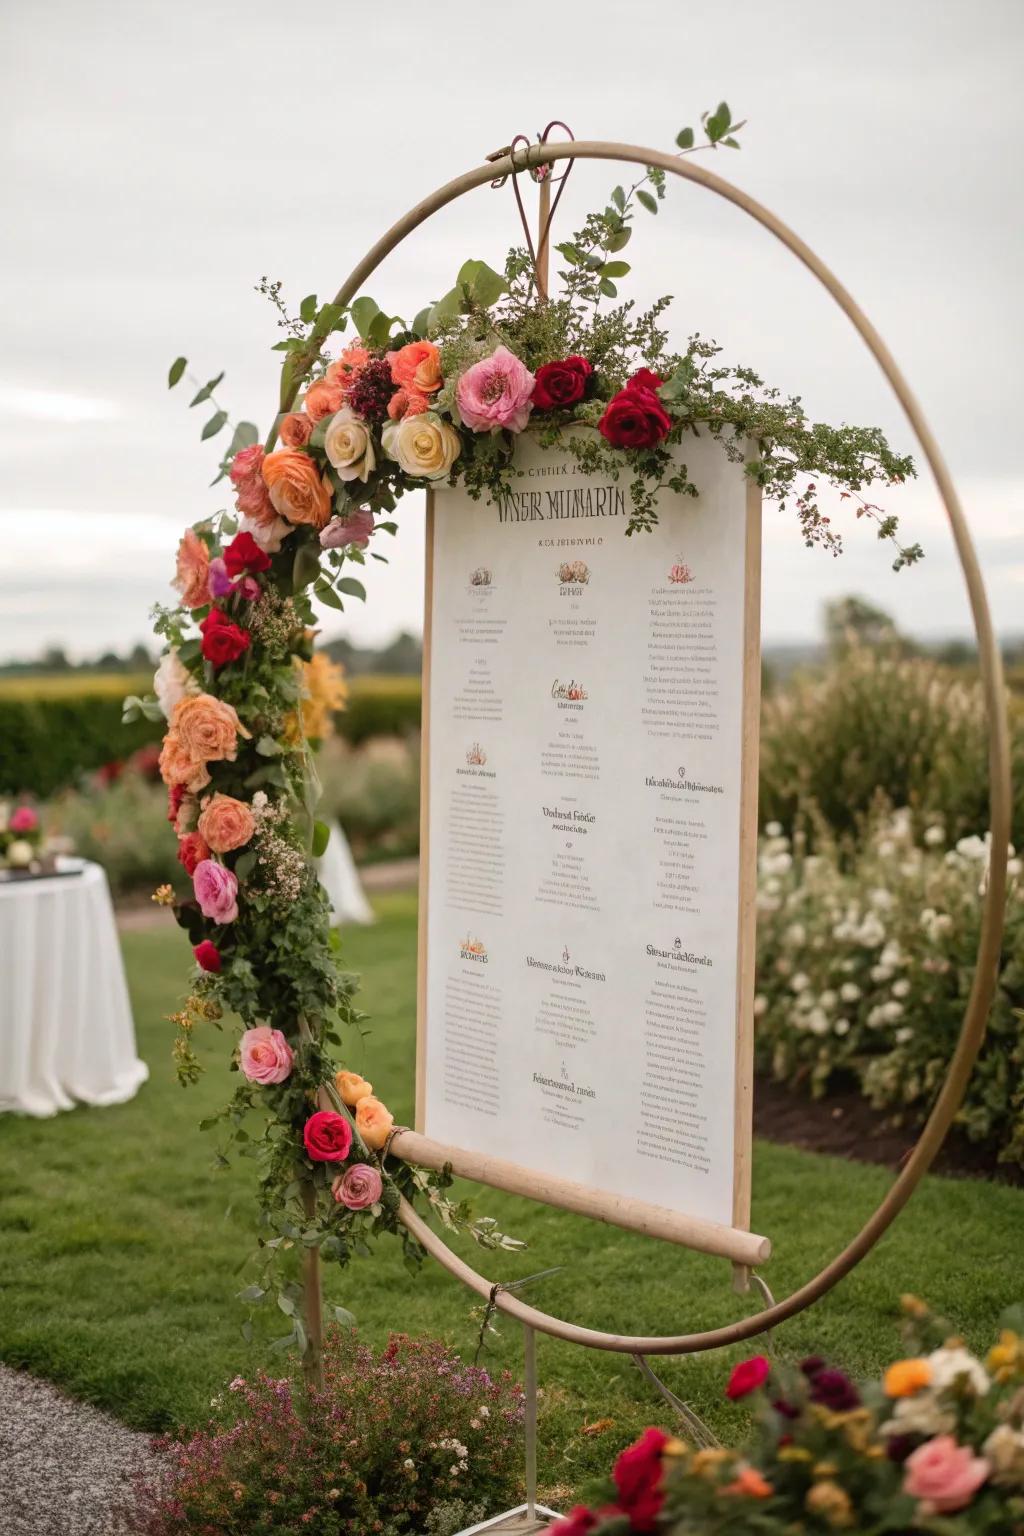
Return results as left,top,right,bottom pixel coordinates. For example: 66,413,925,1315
0,674,423,796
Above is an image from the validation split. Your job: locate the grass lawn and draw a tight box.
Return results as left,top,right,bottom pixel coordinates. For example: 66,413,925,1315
1,891,1022,1505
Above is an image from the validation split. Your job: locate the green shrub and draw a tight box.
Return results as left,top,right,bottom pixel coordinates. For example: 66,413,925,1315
317,734,420,862
758,645,1023,844
754,807,1024,1165
0,673,422,796
48,772,183,898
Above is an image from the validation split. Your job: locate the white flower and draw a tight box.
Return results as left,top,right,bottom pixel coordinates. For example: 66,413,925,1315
857,914,886,947
240,512,292,552
153,648,197,720
784,922,806,947
881,1000,904,1022
478,1406,489,1418
753,994,768,1018
895,1026,913,1043
870,964,894,984
819,989,837,1010
403,1458,415,1470
1009,858,1023,878
881,942,904,968
764,821,783,838
924,824,945,846
382,411,461,480
881,1391,955,1438
840,982,861,1003
928,1346,990,1396
876,838,897,858
806,1007,829,1035
833,1018,851,1036
892,978,911,998
324,406,377,482
956,834,988,862
984,1423,1024,1484
870,888,895,910
790,973,811,993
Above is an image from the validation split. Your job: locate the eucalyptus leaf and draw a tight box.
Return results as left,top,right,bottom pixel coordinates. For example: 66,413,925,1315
312,820,330,858
611,185,625,211
636,189,658,215
337,576,366,601
314,578,344,611
411,305,433,337
168,356,187,388
299,293,317,323
675,126,695,149
201,410,228,440
292,539,322,592
600,261,630,278
190,372,225,408
606,228,632,253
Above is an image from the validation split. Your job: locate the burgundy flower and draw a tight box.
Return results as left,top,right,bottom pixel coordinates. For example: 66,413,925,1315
809,1369,861,1412
597,386,671,450
800,1355,827,1378
199,609,250,668
612,1427,668,1533
533,355,593,411
725,1355,771,1400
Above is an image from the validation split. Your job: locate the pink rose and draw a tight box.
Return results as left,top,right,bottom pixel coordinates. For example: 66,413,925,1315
332,1162,383,1210
192,858,239,923
456,346,535,434
9,806,38,833
320,507,375,550
239,1025,294,1085
229,443,265,486
904,1435,990,1515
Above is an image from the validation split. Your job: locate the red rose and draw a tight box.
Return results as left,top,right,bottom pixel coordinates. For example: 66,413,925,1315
193,940,221,973
533,355,593,411
597,387,672,450
223,530,272,579
303,1110,353,1163
199,609,251,667
625,367,665,394
167,783,186,824
612,1427,669,1533
725,1355,771,1400
550,1508,601,1535
177,831,210,876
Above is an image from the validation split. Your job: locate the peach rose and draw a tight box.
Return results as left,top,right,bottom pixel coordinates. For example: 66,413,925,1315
262,448,333,529
323,407,376,483
356,1094,394,1150
386,387,430,421
158,732,211,792
173,528,211,609
335,1070,373,1107
197,793,255,853
171,693,250,767
389,340,442,396
303,378,346,424
279,411,313,448
326,343,370,395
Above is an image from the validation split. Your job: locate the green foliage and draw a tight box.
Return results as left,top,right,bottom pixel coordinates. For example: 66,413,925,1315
754,810,1024,1166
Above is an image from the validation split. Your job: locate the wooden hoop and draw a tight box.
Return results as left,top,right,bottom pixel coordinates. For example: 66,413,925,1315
287,142,1010,1354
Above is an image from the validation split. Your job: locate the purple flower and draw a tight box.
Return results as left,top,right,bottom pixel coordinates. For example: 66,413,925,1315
809,1368,861,1412
207,557,234,599
320,507,375,550
193,859,239,923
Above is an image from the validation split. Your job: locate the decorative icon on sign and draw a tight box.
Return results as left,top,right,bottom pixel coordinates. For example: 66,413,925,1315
466,743,487,766
551,679,588,701
470,567,492,586
668,559,695,585
562,944,571,964
459,935,487,958
557,559,590,585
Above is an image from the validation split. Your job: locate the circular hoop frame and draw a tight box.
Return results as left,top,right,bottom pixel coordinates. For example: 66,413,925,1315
291,142,1011,1355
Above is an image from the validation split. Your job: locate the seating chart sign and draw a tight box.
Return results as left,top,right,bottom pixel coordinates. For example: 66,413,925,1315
418,434,761,1235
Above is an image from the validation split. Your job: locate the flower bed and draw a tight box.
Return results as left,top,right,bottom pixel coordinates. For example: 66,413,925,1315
555,1299,1024,1532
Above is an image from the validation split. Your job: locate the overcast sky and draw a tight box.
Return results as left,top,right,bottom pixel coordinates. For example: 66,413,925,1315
1,0,1021,662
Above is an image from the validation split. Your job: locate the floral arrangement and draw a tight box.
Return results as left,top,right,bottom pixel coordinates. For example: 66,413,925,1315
554,1299,1024,1533
128,99,921,1365
753,806,1024,1166
128,1328,525,1536
0,800,44,871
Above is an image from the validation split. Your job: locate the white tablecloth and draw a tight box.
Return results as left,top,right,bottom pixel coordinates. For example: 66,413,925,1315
0,859,148,1117
316,819,375,926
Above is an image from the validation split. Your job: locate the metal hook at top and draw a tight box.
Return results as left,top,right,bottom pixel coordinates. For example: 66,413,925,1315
487,120,576,294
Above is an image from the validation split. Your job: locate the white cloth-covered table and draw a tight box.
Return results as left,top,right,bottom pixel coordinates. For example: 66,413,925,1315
0,859,148,1117
316,819,374,926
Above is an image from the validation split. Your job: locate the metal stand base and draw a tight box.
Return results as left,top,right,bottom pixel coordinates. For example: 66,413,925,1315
456,1503,560,1534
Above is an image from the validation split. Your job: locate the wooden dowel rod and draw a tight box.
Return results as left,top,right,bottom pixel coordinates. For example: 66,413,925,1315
390,1129,770,1267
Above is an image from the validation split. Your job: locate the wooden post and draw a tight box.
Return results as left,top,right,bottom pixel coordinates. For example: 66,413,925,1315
535,171,551,300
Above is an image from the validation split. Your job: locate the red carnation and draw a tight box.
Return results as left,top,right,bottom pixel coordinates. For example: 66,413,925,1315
193,940,222,973
303,1110,353,1163
177,831,210,876
612,1427,669,1533
625,367,665,395
223,530,271,579
598,386,672,450
199,608,251,667
533,355,593,411
725,1354,771,1400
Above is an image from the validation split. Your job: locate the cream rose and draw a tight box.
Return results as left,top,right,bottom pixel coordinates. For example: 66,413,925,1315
153,649,197,721
381,411,461,481
323,407,376,483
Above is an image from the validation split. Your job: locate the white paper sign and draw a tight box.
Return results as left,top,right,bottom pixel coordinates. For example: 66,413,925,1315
420,434,758,1229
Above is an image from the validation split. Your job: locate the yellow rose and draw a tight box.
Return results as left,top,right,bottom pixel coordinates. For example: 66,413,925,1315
356,1095,394,1150
381,411,460,481
323,407,376,483
336,1070,373,1107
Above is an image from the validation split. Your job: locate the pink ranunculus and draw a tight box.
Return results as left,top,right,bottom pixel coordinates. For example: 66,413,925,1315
192,858,239,923
332,1162,383,1210
9,806,39,833
903,1435,990,1515
319,507,375,550
229,443,265,487
239,1025,294,1085
456,345,535,434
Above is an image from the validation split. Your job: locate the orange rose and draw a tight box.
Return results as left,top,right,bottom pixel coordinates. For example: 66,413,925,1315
336,1070,373,1107
356,1095,394,1150
171,693,250,766
326,343,370,394
883,1359,932,1398
159,732,211,792
173,528,210,609
723,1466,773,1499
389,340,441,395
279,411,313,448
197,793,255,853
262,448,333,529
303,379,346,424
